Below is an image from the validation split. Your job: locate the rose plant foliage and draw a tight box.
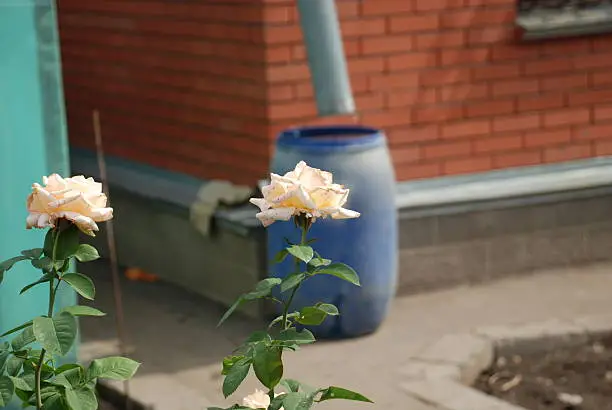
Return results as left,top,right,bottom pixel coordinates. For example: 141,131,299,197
211,162,373,410
0,175,139,409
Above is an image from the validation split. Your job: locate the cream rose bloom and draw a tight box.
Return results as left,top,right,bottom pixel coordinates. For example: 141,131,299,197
250,161,360,227
26,174,113,236
242,389,284,409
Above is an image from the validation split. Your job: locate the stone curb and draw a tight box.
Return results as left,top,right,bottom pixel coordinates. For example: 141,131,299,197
399,314,612,410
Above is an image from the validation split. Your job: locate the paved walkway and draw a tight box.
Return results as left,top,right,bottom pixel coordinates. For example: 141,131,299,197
80,262,612,410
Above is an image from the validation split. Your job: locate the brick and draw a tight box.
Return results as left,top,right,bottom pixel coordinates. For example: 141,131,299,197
355,93,385,111
265,46,293,63
267,84,294,101
266,63,310,82
493,113,540,132
468,26,514,45
466,98,515,118
415,0,466,11
263,25,303,44
369,72,420,90
414,105,464,123
541,36,592,55
340,18,386,37
467,0,514,4
441,119,490,139
594,105,612,121
441,9,514,29
389,15,440,33
362,35,413,55
523,57,573,76
517,93,564,112
415,31,466,50
423,140,471,159
347,57,385,75
574,52,612,70
595,140,612,156
439,83,488,103
541,73,588,92
361,0,413,15
337,1,360,17
444,156,493,174
388,52,438,71
544,143,592,162
524,128,571,147
491,44,541,61
591,71,612,88
474,133,522,153
441,48,490,66
387,125,440,144
396,162,443,180
420,68,471,86
361,108,411,128
494,151,542,168
492,79,539,97
575,124,612,141
387,89,437,108
472,62,520,81
391,145,422,164
570,89,612,106
268,100,316,120
543,108,590,128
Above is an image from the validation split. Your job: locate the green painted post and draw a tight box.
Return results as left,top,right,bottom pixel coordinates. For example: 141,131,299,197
0,2,76,406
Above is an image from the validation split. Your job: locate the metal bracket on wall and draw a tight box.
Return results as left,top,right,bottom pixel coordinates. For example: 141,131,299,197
517,0,612,40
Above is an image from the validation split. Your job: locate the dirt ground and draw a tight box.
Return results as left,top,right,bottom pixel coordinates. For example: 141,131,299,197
475,334,612,410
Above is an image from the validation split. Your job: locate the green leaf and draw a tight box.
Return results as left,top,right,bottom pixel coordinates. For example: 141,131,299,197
314,263,360,286
20,272,54,294
273,249,289,263
74,244,100,263
5,356,24,376
21,248,44,259
278,328,315,346
222,358,250,398
252,343,283,390
55,363,83,375
61,273,95,300
218,299,242,327
222,355,246,376
318,386,373,403
287,245,314,264
0,256,29,273
8,376,31,392
296,304,339,326
33,312,78,356
280,379,302,393
87,357,140,381
0,376,14,407
308,257,331,268
66,387,98,410
280,272,307,293
60,306,105,317
11,326,36,351
31,257,54,271
42,389,71,410
245,278,282,300
54,225,80,260
279,392,315,410
1,320,33,338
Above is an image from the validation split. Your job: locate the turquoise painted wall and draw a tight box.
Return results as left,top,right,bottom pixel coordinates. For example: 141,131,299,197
0,2,76,407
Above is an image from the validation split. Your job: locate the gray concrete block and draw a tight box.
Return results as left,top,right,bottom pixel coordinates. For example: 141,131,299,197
573,314,612,336
399,360,461,381
475,319,588,355
402,379,526,410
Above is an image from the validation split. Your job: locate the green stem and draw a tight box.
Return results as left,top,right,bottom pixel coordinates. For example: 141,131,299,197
281,226,309,330
35,228,61,410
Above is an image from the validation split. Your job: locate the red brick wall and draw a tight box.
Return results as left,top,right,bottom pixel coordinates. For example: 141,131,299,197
58,0,612,186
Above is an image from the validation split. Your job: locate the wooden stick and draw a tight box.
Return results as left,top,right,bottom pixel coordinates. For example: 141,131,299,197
92,110,132,410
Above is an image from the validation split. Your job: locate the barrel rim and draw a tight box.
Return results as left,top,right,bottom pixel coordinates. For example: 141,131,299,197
276,125,384,150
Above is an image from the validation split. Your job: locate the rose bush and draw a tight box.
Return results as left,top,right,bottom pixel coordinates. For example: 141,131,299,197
250,161,360,227
26,174,113,236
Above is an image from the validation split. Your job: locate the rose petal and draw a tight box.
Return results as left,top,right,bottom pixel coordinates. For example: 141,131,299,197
255,207,295,226
249,197,270,212
330,207,361,219
58,211,99,236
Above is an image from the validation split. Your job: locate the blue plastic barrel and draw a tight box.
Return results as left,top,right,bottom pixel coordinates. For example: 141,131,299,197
267,125,398,338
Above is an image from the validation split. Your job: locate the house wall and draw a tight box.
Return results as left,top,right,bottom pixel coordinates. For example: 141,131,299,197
58,0,612,185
